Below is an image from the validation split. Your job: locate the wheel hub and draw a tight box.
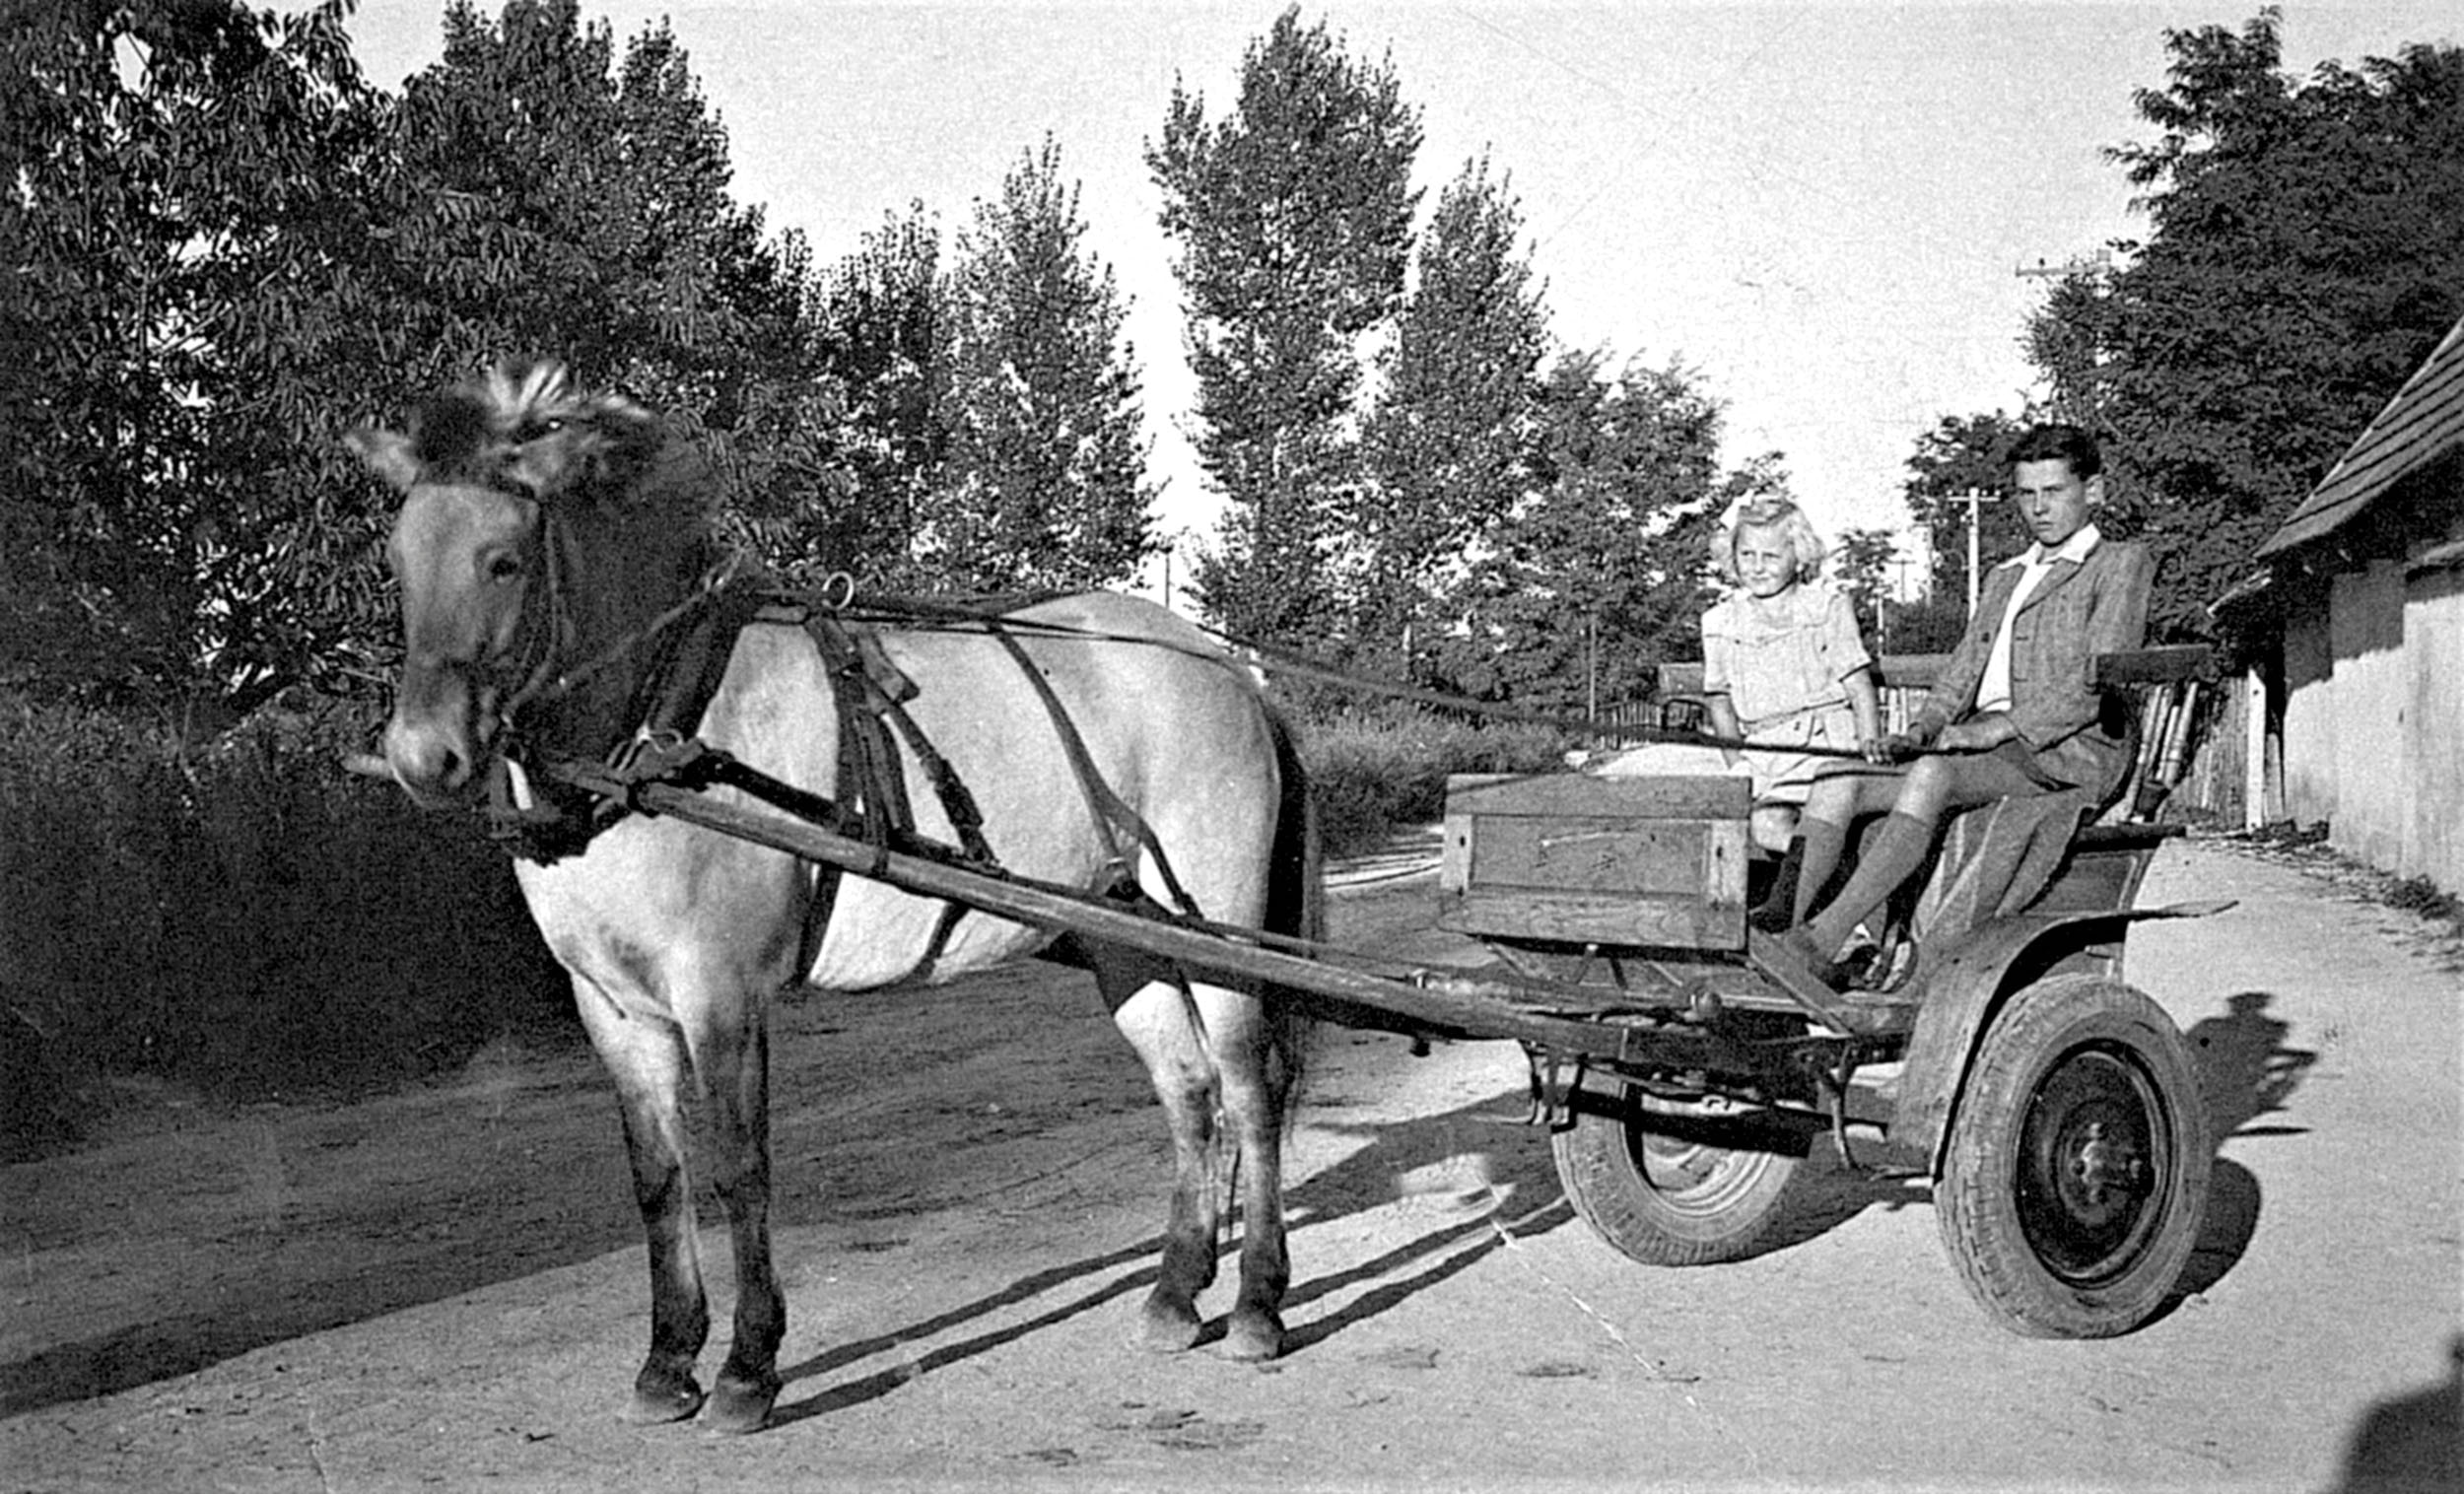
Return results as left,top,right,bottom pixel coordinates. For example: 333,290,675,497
2016,1047,2169,1285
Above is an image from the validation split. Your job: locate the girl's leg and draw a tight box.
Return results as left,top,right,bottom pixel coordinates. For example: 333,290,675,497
1782,769,1907,927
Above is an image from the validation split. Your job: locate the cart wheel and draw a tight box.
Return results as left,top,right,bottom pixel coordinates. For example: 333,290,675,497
1552,1092,1806,1266
1936,974,2210,1338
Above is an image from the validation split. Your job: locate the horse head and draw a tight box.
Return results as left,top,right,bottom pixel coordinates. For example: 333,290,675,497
348,362,713,806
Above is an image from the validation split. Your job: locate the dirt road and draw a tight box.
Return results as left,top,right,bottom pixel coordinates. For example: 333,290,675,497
3,835,2457,1492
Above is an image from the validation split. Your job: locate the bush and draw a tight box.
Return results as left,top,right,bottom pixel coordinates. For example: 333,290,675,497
0,693,571,1155
1289,696,1573,861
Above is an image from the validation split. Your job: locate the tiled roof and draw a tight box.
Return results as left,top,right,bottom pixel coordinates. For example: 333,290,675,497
2256,313,2464,558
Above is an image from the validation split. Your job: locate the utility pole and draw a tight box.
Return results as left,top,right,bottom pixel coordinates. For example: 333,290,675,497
1958,488,1987,617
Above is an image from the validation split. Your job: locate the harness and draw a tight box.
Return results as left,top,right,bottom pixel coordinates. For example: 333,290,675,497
468,509,1203,979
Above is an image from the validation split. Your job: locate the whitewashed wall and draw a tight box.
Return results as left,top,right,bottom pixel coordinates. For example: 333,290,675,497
2278,496,2464,894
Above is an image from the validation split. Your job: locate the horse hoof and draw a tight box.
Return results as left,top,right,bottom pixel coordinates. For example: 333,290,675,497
620,1379,704,1426
1137,1298,1203,1354
1222,1310,1286,1363
698,1378,779,1436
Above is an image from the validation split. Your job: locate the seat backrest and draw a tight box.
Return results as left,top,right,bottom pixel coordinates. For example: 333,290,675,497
2089,645,2219,825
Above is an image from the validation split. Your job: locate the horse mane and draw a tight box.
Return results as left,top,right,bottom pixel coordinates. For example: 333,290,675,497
405,361,718,547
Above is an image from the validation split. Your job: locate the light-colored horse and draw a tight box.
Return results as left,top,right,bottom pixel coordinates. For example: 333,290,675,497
351,363,1316,1434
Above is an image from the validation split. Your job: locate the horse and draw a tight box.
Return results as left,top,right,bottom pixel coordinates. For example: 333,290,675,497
348,362,1317,1435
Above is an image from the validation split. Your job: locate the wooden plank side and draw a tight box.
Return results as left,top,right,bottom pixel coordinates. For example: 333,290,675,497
1467,815,1723,896
1436,887,1746,949
1443,772,1748,820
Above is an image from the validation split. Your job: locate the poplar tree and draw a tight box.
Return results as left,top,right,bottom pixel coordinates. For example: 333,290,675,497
935,139,1156,593
1146,6,1421,645
1354,155,1549,677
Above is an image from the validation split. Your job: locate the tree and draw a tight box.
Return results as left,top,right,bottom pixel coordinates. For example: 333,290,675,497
1352,154,1548,677
1831,527,1897,648
1,0,398,704
806,202,946,588
933,138,1157,593
0,0,830,706
2028,9,2464,638
400,1,819,440
1146,6,1421,645
1901,412,2029,605
1437,352,1731,710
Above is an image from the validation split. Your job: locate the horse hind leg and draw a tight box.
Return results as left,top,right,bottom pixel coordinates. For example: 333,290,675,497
1099,956,1225,1354
1193,980,1298,1362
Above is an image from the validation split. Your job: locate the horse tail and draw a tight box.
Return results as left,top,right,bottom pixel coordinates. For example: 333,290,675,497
1261,702,1321,1129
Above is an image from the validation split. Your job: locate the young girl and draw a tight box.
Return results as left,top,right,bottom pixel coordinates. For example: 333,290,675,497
1599,499,1881,853
1702,498,1883,850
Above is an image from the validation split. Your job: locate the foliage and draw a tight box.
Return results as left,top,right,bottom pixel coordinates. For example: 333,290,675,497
1351,154,1549,677
0,0,845,706
1436,351,1737,711
1147,5,1422,646
2027,9,2464,639
1291,698,1569,860
804,201,946,587
1,0,400,706
399,1,841,572
934,138,1158,593
1900,411,2030,606
1831,527,1897,646
0,691,571,1151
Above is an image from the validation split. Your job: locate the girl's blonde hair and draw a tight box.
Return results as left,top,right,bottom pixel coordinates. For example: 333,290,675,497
1713,498,1826,586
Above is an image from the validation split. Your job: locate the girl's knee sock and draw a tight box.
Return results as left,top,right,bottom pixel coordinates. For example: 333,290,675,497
1803,811,1938,959
1789,818,1850,926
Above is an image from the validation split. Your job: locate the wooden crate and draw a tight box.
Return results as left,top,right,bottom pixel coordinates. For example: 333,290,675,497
1436,773,1751,949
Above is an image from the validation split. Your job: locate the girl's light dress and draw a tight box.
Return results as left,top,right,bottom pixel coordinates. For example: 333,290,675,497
1594,581,1871,807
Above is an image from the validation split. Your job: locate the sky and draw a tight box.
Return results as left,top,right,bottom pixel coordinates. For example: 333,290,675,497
327,1,2462,598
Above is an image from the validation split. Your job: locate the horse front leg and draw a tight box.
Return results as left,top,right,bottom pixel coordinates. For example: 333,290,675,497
1104,969,1224,1354
693,999,785,1435
582,989,711,1424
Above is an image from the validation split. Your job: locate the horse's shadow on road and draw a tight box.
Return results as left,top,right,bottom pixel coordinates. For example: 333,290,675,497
769,1079,1930,1426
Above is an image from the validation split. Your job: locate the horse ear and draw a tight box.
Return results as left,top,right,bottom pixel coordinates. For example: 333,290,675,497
346,427,422,492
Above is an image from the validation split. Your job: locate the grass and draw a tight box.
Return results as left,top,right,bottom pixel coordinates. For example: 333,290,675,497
1288,695,1575,861
0,693,570,1160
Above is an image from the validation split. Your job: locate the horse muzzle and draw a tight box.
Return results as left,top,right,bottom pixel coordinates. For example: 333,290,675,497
382,681,503,808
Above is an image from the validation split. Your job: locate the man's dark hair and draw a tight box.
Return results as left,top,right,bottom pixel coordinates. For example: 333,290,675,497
2005,422,2101,480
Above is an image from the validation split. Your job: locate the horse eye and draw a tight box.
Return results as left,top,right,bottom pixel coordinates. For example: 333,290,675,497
485,553,525,582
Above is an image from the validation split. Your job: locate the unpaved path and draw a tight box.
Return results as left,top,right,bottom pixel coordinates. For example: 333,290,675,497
3,836,2457,1492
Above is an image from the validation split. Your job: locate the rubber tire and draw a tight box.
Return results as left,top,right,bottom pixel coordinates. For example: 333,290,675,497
1553,1091,1807,1266
1936,974,2211,1338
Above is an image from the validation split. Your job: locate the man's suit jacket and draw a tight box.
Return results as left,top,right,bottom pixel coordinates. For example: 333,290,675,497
1910,537,2155,800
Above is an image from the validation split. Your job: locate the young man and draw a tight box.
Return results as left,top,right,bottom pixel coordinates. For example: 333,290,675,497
1772,423,2154,986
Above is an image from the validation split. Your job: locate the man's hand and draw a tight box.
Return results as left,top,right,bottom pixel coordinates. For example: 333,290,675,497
1934,717,2013,753
1863,732,1921,764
